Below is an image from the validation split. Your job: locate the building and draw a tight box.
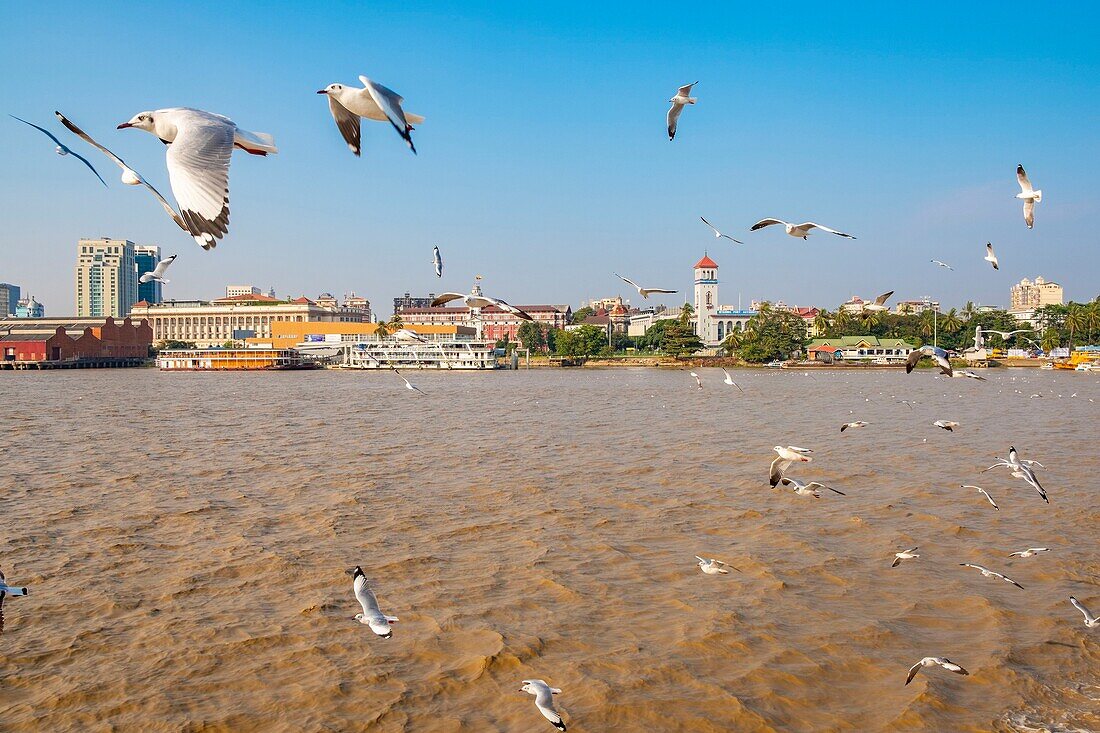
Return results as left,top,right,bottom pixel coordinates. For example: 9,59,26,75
226,285,262,298
393,292,438,316
1010,276,1063,311
245,321,476,349
584,295,626,311
399,286,571,346
691,254,757,347
14,296,44,318
128,293,370,347
75,238,139,318
134,245,164,305
806,336,916,363
894,299,940,315
0,316,152,364
0,283,20,316
627,307,682,337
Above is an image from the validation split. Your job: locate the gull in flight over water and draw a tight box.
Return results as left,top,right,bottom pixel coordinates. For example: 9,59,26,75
750,218,856,240
391,368,427,395
906,345,953,376
431,292,533,320
318,76,422,155
0,566,29,615
892,547,919,568
984,242,1000,270
10,113,106,186
952,370,987,381
933,420,959,432
613,273,677,300
962,485,998,510
983,447,1047,503
432,246,443,278
118,107,277,249
841,421,868,432
931,260,954,270
139,254,177,284
689,371,703,390
959,563,1024,589
696,556,740,574
520,679,567,731
1008,548,1049,558
1016,164,1042,229
666,81,697,140
721,368,744,392
863,291,894,312
905,657,969,685
1069,597,1099,628
770,446,812,486
55,112,188,232
700,217,743,244
780,476,846,497
346,566,398,638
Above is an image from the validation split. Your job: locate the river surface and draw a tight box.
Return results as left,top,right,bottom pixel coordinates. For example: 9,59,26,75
0,367,1097,732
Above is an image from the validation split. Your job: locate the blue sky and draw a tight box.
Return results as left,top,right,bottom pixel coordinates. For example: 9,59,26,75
2,2,1098,316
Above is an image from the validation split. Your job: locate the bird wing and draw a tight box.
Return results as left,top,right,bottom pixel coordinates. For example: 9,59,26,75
905,662,923,685
905,349,923,374
151,255,177,278
614,273,642,291
643,288,678,295
750,218,785,231
700,216,720,234
353,576,381,616
360,76,415,153
483,296,534,321
808,482,846,496
676,82,697,96
874,290,894,306
327,95,362,156
431,292,466,306
1070,597,1094,621
1023,200,1034,228
986,243,998,268
770,457,792,487
939,660,968,675
1016,164,1032,194
799,222,856,239
165,111,235,249
787,446,813,454
10,113,64,146
666,103,683,139
13,113,108,187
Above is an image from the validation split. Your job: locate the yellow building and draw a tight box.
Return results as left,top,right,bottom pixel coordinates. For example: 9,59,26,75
245,321,476,349
1010,276,1063,310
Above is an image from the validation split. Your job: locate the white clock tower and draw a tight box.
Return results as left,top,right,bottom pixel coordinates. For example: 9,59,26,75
693,253,719,344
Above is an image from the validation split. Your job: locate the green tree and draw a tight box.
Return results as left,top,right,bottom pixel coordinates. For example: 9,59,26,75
571,306,595,324
157,339,197,350
639,320,677,351
918,310,936,340
516,321,547,351
388,312,404,330
858,309,883,333
374,321,390,338
940,308,963,333
831,308,853,336
735,309,809,363
1041,327,1061,352
1065,303,1087,347
961,301,976,321
554,325,606,358
812,309,831,335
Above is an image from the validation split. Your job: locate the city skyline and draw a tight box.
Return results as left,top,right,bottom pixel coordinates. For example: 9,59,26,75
2,3,1098,317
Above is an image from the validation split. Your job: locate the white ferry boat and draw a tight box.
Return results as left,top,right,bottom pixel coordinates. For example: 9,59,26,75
300,339,499,370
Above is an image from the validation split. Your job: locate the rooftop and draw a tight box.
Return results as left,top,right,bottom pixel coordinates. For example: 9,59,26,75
693,254,719,269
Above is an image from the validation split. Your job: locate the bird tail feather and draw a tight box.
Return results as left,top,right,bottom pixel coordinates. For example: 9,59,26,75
236,129,278,154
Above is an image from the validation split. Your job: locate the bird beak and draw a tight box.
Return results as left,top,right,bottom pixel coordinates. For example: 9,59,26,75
117,122,132,129
343,568,355,575
316,89,328,94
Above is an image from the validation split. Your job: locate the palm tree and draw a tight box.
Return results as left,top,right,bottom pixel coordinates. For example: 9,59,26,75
918,310,935,339
858,309,882,332
1065,303,1087,347
388,312,404,331
722,330,744,355
375,320,391,338
961,301,976,321
898,302,913,316
1041,327,1060,352
940,308,962,333
1086,301,1100,344
813,309,831,335
833,308,852,334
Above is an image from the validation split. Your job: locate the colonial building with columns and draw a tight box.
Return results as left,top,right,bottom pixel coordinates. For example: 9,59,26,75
692,254,756,347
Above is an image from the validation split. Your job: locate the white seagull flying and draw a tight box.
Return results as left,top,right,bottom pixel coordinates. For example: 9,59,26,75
750,218,856,240
666,82,697,140
391,367,427,395
689,371,703,390
780,476,846,498
863,291,894,312
520,679,567,731
905,657,969,685
892,547,919,568
0,566,29,614
432,246,443,278
139,254,177,284
841,421,868,432
613,273,677,300
721,368,744,392
431,292,533,320
959,563,1024,589
318,76,423,155
1069,597,1099,628
696,556,740,575
346,566,398,638
933,420,959,432
983,447,1047,503
1016,164,1042,229
931,260,954,270
962,485,999,510
10,113,106,186
700,217,743,244
770,446,813,486
118,107,277,250
1008,548,1049,558
906,345,953,376
984,242,1000,270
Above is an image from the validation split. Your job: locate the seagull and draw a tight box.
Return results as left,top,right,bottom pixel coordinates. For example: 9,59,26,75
749,218,856,240
981,329,1032,342
906,345,953,376
10,114,106,186
318,77,422,155
700,217,743,244
1069,597,1099,628
118,108,277,250
721,368,744,392
520,680,566,731
1008,548,1049,558
896,399,918,409
55,112,189,233
905,657,969,685
345,566,398,638
892,547,919,568
432,246,443,278
391,367,426,395
139,254,177,284
1016,164,1042,229
689,371,703,390
952,370,987,381
0,566,29,613
959,563,1024,589
391,329,428,342
696,556,740,574
983,447,1047,503
770,446,812,487
613,273,677,300
431,292,533,320
840,421,868,432
984,242,1000,270
666,81,697,140
863,291,895,312
931,260,954,270
933,420,959,431
962,485,999,510
780,476,846,497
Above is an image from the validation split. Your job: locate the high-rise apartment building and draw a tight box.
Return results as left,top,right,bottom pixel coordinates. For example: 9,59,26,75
1010,276,1063,311
226,285,262,298
75,238,138,318
134,245,164,304
0,283,20,316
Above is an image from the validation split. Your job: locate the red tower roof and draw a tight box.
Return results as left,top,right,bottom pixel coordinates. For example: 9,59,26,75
693,254,718,269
